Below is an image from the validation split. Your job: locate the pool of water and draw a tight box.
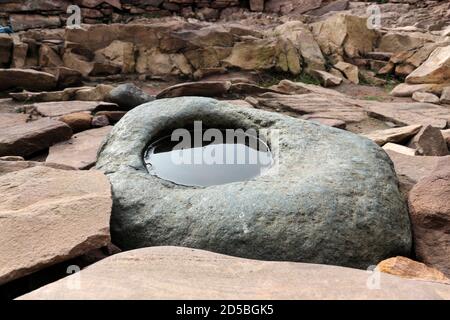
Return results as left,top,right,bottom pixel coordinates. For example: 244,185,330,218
144,130,273,187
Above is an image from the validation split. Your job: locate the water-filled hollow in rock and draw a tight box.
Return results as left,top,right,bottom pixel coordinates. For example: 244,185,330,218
144,129,273,187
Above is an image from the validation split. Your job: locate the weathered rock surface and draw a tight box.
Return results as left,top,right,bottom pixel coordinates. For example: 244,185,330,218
308,117,346,129
10,87,82,103
0,156,24,161
249,0,264,12
223,99,254,109
358,100,449,128
10,37,27,69
385,150,446,194
106,83,154,110
32,101,118,117
390,83,448,98
96,97,411,269
441,87,450,104
255,93,366,124
156,81,232,99
273,21,325,70
310,70,342,87
0,159,75,176
0,34,12,67
266,0,322,15
363,125,422,146
406,46,450,84
135,47,192,76
311,13,378,59
408,125,449,156
271,79,346,97
95,41,135,74
0,113,28,129
0,68,57,91
91,115,110,127
408,158,450,277
442,129,450,149
228,83,283,95
395,63,416,78
58,112,93,133
383,143,418,157
377,32,437,56
0,12,402,82
0,118,72,157
222,38,285,72
94,111,126,123
334,61,359,84
62,50,94,77
38,44,63,68
74,84,114,101
412,92,440,104
0,166,111,285
10,85,113,103
47,126,112,169
377,256,449,284
10,14,61,31
18,247,450,300
308,0,348,16
45,66,83,89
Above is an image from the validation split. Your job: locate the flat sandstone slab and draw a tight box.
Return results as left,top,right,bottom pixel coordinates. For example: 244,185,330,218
362,125,422,146
255,93,367,124
0,118,72,157
357,100,450,128
46,126,112,169
0,68,57,91
17,247,450,300
386,150,446,184
385,150,449,198
0,159,75,176
0,166,111,285
0,113,29,129
32,101,118,117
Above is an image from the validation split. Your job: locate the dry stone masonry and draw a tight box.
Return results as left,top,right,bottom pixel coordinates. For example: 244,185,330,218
0,0,321,29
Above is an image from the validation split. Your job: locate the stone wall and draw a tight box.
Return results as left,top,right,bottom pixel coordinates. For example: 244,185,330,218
1,1,442,31
0,12,385,83
0,0,254,31
0,0,397,30
0,0,447,87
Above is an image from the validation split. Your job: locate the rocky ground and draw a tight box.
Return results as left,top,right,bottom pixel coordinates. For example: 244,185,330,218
1,0,450,299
